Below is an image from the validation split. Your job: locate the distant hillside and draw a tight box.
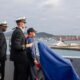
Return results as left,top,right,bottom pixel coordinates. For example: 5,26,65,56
36,32,54,38
5,31,54,38
5,31,80,41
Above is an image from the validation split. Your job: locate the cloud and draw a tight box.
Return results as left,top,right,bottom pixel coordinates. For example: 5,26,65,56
0,0,80,35
45,0,59,6
39,0,62,8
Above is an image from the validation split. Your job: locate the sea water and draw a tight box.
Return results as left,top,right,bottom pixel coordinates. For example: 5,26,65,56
7,38,80,57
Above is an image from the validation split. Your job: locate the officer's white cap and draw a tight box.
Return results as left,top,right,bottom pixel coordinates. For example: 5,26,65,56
16,17,26,23
0,21,8,26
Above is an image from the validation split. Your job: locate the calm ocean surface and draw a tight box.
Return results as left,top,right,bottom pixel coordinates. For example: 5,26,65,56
7,38,80,57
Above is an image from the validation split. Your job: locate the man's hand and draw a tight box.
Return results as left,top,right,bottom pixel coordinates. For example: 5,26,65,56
34,59,38,64
34,59,41,71
26,43,33,48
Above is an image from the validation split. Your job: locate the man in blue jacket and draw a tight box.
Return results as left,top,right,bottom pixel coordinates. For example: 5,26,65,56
25,28,39,80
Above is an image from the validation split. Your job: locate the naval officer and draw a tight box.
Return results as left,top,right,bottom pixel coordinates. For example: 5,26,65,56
0,21,8,80
10,17,30,80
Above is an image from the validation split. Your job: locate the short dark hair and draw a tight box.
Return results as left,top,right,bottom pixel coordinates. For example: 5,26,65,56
27,28,36,34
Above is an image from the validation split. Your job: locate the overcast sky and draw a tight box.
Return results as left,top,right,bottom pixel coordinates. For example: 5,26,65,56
0,0,80,35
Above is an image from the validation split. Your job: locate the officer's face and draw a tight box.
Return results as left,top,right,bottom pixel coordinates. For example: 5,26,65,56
19,22,26,29
2,26,7,32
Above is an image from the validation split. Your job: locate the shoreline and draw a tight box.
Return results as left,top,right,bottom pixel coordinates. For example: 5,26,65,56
51,46,80,51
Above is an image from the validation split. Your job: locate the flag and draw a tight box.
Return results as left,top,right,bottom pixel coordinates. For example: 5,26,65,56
38,42,80,80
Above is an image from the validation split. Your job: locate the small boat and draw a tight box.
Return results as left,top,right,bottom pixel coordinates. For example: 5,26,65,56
53,40,68,47
50,38,80,51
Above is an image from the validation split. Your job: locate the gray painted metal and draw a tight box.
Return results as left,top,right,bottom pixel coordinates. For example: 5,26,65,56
4,56,80,80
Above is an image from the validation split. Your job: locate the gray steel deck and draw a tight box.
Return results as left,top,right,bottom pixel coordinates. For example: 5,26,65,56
70,58,80,77
4,56,80,80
